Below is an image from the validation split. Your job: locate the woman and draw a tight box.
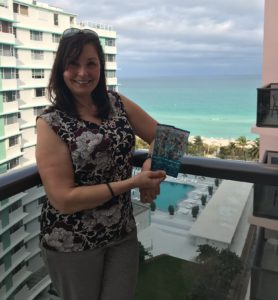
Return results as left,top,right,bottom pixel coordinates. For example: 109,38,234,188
35,28,166,300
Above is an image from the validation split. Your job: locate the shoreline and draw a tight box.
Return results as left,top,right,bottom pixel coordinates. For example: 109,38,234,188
189,136,233,147
188,136,256,147
136,135,256,149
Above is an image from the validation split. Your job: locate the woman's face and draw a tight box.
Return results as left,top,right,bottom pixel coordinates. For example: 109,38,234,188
63,43,101,99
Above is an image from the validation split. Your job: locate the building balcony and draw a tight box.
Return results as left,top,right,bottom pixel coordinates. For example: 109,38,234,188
3,123,20,137
0,32,15,45
0,55,16,67
106,77,117,86
1,152,278,299
3,101,20,114
0,78,18,91
253,150,278,220
104,45,117,54
105,61,117,70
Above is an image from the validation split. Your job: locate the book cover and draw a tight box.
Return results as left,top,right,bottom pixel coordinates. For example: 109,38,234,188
151,124,190,177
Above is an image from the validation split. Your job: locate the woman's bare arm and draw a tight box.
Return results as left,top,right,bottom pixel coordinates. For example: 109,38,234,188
36,118,165,214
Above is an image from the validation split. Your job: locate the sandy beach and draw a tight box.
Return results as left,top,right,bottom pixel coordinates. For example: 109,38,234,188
189,136,256,148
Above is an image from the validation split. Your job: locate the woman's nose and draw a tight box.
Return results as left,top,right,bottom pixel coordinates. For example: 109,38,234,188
77,66,88,76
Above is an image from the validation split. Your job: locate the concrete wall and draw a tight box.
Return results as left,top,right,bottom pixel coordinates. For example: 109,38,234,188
262,0,278,85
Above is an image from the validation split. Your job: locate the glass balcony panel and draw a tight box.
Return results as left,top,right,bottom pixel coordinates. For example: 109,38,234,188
251,229,278,300
254,184,278,219
257,83,278,127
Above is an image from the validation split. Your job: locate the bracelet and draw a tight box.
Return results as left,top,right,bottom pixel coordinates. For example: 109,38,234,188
146,153,152,160
106,183,115,198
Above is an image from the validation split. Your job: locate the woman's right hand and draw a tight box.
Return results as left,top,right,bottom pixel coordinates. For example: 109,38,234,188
133,170,166,189
133,170,166,203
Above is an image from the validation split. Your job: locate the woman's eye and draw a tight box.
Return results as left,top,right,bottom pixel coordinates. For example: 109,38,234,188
69,61,78,66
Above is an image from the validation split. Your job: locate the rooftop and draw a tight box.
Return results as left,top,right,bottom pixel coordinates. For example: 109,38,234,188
189,180,253,244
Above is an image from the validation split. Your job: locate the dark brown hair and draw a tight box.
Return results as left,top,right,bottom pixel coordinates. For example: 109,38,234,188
48,30,111,118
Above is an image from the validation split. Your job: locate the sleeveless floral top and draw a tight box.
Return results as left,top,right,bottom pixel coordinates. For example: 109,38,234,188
39,92,136,252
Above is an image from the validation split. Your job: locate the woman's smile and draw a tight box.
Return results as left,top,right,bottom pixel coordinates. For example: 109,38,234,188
63,43,101,97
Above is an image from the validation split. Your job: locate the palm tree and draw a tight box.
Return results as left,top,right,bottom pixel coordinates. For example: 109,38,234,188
192,205,200,218
150,201,156,212
249,138,260,161
201,194,207,206
168,205,175,215
194,136,204,156
227,142,237,159
236,136,247,160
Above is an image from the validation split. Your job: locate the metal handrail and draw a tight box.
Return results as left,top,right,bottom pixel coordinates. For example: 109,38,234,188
1,150,278,201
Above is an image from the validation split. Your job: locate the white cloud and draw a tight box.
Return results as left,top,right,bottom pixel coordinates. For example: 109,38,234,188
43,0,264,77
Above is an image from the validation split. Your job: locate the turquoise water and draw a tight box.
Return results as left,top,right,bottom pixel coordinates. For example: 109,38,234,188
119,74,261,139
154,181,194,212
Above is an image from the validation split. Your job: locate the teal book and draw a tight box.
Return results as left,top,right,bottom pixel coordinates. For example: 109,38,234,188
151,124,190,177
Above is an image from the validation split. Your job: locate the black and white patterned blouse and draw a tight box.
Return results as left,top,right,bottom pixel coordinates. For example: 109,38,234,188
39,91,136,252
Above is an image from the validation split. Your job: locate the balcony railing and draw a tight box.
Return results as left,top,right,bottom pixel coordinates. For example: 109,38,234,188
1,151,278,300
2,150,278,201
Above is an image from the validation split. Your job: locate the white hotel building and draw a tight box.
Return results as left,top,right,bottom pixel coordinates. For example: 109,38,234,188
0,1,119,299
0,0,118,173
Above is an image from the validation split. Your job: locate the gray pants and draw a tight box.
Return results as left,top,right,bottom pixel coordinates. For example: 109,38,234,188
40,230,139,300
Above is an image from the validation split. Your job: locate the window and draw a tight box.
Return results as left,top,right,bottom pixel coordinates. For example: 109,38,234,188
0,21,13,34
9,136,19,147
31,50,44,60
34,106,45,116
14,3,29,15
38,196,46,205
7,157,19,170
13,3,19,13
35,88,45,97
11,242,24,255
105,38,115,47
54,13,59,25
13,27,17,38
2,91,19,102
32,69,44,79
8,200,21,213
70,16,74,25
9,221,23,234
108,85,117,92
1,68,18,79
0,0,8,7
105,70,116,78
105,54,116,62
30,30,43,41
52,33,60,43
4,113,18,125
20,4,28,15
0,44,14,56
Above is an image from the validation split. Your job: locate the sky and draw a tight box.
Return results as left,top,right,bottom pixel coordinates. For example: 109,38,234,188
43,0,264,78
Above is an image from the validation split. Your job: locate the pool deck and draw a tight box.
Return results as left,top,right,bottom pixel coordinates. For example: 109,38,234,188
136,174,253,261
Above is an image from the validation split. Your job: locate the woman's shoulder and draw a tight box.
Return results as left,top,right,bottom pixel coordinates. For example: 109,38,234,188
38,106,71,127
108,90,126,113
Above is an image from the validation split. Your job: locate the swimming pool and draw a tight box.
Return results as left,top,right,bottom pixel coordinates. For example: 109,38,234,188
154,181,195,212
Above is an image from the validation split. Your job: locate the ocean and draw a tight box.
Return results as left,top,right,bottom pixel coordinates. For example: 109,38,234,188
119,74,262,140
